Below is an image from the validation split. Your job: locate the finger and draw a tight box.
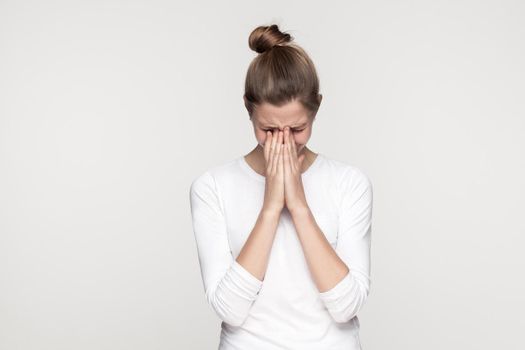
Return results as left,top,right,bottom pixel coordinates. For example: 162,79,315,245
289,134,298,172
265,131,272,172
273,142,283,175
271,130,282,174
290,133,298,159
278,130,284,153
291,135,298,167
279,131,286,175
268,130,278,174
277,144,284,173
273,129,281,174
264,130,271,162
271,129,279,156
284,128,292,174
284,126,290,151
287,130,296,171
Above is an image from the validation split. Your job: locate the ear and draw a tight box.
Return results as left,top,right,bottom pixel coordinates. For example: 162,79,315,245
318,93,323,105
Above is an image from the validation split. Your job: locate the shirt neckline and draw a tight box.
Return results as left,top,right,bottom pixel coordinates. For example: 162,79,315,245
238,152,324,182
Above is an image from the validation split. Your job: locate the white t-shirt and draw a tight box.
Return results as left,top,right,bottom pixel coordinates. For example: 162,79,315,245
189,152,373,350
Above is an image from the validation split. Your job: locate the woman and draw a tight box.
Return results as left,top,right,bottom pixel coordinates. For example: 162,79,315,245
189,24,373,350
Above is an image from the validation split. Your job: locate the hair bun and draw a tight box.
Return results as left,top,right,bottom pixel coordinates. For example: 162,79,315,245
248,24,293,54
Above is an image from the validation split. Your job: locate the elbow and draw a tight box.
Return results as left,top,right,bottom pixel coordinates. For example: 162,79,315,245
202,261,263,327
326,283,369,324
328,303,364,323
224,316,247,328
207,293,249,327
205,287,254,327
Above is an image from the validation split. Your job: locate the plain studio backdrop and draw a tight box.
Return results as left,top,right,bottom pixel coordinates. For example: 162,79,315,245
1,0,524,349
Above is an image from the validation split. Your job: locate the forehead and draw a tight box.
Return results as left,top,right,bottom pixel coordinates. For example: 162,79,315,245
254,100,310,127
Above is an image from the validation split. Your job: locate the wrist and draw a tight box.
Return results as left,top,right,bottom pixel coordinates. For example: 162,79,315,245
288,204,310,218
260,207,282,219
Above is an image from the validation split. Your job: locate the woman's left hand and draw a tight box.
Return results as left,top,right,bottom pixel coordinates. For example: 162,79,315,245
283,126,308,213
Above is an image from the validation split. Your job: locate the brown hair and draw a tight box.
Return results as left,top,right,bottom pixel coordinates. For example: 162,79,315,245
243,24,322,120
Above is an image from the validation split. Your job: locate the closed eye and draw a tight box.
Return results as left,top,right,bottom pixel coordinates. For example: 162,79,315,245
263,128,305,133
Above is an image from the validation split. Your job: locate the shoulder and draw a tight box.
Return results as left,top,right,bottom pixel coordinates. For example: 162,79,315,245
189,157,240,195
320,154,373,193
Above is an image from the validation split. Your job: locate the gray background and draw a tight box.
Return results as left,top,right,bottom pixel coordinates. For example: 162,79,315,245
1,0,524,349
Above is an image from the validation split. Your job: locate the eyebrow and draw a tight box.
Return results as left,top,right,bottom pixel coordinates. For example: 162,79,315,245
261,122,308,129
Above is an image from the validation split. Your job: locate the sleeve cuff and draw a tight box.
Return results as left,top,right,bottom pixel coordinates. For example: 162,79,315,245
318,271,356,302
231,260,264,295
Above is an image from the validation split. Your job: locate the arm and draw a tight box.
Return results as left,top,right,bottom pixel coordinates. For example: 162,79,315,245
289,169,373,323
189,171,280,327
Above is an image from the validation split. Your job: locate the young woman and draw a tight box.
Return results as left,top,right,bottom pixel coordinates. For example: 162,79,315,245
189,24,373,350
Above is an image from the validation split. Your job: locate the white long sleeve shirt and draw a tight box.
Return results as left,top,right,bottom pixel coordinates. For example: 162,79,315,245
189,153,373,350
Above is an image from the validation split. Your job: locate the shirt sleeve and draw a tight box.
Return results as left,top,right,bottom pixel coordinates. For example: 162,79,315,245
189,171,263,327
318,168,373,323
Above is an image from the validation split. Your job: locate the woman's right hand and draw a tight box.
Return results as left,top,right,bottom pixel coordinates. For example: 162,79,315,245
262,129,285,214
